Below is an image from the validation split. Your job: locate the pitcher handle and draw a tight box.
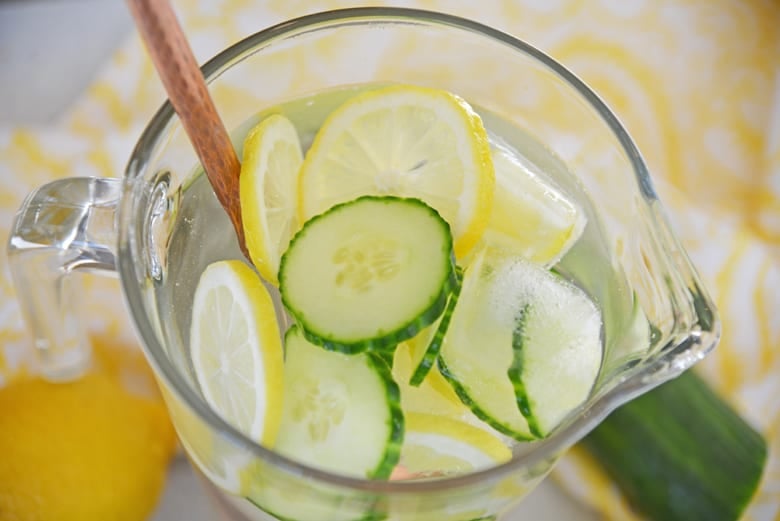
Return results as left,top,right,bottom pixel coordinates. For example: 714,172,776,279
7,177,122,382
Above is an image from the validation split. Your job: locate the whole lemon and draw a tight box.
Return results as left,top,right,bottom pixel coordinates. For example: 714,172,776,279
0,373,177,521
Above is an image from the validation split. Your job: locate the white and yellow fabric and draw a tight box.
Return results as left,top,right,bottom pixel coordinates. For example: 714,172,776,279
0,0,778,519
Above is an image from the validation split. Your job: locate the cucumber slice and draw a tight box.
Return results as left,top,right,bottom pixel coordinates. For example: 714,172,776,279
437,250,535,441
279,196,456,353
439,250,602,440
509,264,602,437
274,326,403,479
408,268,463,386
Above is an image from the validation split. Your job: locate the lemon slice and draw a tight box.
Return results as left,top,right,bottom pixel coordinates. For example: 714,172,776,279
399,413,511,477
190,260,285,446
484,141,586,266
298,84,495,258
240,114,303,285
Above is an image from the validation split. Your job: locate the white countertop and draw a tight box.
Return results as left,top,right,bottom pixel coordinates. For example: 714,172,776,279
0,1,599,519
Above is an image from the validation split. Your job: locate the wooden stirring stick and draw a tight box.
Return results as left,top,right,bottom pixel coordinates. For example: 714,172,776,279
125,0,249,259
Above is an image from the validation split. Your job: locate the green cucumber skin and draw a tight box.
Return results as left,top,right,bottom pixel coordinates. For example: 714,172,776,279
508,305,544,439
437,356,535,442
366,352,405,480
409,267,464,386
373,348,397,369
582,370,767,521
280,195,457,354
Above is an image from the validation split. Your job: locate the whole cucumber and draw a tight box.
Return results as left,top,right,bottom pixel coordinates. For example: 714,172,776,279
582,371,767,521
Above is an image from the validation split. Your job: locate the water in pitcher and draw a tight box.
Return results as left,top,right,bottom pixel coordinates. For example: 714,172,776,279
154,83,639,521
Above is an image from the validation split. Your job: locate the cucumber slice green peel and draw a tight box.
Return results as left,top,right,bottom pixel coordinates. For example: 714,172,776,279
438,351,535,443
508,304,543,438
371,354,405,479
409,267,464,386
279,195,457,354
274,326,404,480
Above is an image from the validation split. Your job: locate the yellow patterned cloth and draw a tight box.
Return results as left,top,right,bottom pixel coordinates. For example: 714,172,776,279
1,0,778,519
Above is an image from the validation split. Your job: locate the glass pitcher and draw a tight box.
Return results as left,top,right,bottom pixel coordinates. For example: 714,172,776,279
7,8,719,521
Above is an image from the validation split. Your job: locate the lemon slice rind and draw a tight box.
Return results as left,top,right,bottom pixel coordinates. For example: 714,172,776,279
400,412,511,476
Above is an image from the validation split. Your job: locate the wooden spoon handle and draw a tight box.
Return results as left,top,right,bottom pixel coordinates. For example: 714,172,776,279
126,0,248,258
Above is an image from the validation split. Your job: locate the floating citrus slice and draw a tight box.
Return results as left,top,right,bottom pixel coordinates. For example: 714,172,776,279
240,114,303,285
190,260,285,446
